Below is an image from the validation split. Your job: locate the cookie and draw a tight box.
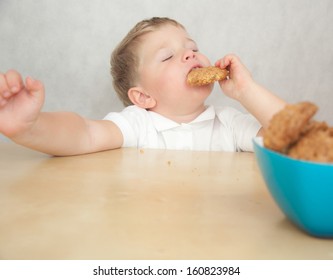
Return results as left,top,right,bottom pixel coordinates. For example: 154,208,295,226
263,102,318,152
287,123,333,162
187,66,229,86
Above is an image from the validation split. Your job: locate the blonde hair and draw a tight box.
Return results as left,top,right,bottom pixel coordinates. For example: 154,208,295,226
110,17,184,106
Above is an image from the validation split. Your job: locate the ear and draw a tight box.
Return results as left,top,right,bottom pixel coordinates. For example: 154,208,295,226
128,87,156,109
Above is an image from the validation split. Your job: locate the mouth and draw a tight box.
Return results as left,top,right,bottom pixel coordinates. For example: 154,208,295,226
188,64,203,74
186,64,203,81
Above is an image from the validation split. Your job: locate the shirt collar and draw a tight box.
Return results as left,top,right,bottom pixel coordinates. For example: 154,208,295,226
148,105,216,132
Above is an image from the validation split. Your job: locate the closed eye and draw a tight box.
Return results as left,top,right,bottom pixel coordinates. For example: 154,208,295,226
162,55,173,62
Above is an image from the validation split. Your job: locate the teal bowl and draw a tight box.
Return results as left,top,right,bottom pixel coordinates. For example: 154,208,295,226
253,137,333,238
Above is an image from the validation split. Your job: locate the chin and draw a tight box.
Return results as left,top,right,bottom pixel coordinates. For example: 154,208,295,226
193,84,213,96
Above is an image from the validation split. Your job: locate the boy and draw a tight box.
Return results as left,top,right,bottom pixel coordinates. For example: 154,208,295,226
0,17,286,156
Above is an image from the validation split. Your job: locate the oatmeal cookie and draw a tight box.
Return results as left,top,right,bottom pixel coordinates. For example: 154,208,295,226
264,101,333,163
187,66,229,86
263,102,318,152
288,122,333,163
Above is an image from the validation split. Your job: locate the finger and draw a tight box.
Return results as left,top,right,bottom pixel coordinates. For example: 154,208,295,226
223,54,240,68
5,69,24,94
0,98,8,107
215,54,237,69
25,76,45,100
0,73,11,99
221,55,233,68
214,59,223,68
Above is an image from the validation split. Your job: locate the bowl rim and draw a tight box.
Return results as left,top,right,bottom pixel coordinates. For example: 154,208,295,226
253,137,333,167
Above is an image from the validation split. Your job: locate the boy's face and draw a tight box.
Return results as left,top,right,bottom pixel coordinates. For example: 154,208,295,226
136,24,213,117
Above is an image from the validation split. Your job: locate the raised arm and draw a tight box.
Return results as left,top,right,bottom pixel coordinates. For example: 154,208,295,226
0,70,123,156
215,54,286,134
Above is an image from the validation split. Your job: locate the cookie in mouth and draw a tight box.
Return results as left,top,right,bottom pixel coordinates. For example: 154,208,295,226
187,66,229,86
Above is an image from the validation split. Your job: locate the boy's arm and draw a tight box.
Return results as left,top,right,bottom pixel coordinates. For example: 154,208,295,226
215,54,286,134
0,70,123,156
13,112,123,156
235,82,286,136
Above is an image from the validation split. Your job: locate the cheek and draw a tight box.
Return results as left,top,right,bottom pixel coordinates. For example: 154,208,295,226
140,74,172,101
145,75,168,95
199,54,212,66
156,73,170,86
141,64,184,95
139,68,161,91
155,68,182,91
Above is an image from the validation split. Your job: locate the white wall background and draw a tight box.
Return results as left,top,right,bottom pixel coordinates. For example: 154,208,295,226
1,0,332,142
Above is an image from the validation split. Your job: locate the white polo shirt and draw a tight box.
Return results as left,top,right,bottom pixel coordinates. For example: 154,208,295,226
103,105,261,152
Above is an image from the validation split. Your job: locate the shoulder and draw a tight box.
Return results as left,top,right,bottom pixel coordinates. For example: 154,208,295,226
103,105,152,147
213,105,243,116
104,105,148,119
212,106,247,124
212,105,260,132
103,105,153,128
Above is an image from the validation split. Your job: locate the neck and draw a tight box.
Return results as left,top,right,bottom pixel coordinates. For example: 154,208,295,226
149,104,207,124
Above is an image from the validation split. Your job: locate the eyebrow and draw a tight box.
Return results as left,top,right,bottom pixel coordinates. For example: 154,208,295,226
155,38,197,52
186,38,197,44
185,38,199,50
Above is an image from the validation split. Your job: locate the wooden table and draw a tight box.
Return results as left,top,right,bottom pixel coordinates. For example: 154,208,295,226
1,142,333,260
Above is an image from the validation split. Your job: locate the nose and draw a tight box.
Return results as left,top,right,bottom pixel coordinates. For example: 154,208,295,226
183,49,196,61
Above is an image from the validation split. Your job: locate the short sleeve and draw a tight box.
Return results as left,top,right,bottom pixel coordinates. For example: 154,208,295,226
103,106,149,147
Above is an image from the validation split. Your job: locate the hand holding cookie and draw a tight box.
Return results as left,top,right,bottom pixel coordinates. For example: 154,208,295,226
214,54,255,100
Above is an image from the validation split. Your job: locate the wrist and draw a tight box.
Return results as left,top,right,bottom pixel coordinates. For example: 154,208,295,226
10,114,41,145
234,80,259,103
